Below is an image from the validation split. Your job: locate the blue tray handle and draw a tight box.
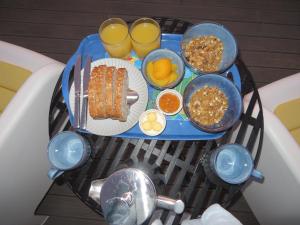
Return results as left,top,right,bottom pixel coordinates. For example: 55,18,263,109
226,65,241,92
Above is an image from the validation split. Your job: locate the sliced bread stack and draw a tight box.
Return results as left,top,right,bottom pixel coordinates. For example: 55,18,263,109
88,65,129,122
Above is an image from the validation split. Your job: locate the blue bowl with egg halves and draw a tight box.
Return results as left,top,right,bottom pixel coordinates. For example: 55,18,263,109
183,74,242,133
181,22,238,75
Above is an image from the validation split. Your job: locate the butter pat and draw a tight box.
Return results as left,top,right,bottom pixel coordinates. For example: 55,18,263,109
153,122,162,131
139,109,166,136
147,112,157,122
142,121,152,131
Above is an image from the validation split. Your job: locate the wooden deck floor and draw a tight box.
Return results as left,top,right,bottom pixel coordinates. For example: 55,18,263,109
0,0,299,224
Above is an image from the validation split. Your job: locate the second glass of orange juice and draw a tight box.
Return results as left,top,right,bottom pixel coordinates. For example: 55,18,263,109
130,18,161,58
99,18,132,58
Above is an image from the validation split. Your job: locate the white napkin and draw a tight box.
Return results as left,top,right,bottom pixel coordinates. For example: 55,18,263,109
181,204,243,225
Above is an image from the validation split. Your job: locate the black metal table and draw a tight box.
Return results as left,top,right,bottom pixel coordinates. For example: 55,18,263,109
48,17,264,225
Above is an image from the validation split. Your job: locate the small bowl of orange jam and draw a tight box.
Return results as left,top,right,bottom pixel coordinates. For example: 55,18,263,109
156,89,183,116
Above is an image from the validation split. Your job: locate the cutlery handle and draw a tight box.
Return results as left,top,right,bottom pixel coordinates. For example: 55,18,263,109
80,94,88,130
73,55,82,129
80,55,91,130
74,91,81,128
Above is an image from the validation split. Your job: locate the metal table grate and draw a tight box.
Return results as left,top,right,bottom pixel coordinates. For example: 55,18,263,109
48,17,264,225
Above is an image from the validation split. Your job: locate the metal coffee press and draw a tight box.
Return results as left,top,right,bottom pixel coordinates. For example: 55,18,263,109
89,168,185,225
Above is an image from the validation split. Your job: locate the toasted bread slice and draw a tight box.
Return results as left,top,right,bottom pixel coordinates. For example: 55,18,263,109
88,67,99,118
114,68,129,122
111,68,118,119
88,69,98,119
97,65,107,118
105,66,115,118
88,65,107,119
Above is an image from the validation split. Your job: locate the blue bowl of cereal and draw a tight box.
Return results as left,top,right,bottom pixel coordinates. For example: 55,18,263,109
183,74,242,133
181,22,238,75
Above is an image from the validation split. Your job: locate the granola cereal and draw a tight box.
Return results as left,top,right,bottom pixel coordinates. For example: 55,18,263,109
188,86,228,126
183,35,224,73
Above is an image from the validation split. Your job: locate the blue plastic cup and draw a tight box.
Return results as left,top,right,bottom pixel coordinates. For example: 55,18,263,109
47,131,91,180
210,144,263,184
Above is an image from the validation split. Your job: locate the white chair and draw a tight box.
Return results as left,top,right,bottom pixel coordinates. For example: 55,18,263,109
240,72,300,225
0,40,65,225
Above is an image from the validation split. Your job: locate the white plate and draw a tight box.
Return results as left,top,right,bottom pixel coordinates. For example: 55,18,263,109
69,58,148,136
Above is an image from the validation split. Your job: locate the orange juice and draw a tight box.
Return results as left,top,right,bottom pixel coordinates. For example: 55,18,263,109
99,18,132,58
130,18,161,58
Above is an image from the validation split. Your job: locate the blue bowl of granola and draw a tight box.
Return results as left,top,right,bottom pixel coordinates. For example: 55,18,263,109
181,22,238,75
183,74,242,133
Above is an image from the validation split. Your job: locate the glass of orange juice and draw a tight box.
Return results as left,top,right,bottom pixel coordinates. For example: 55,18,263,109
129,18,161,58
99,18,132,58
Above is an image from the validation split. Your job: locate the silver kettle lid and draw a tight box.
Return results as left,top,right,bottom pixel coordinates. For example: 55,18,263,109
100,168,157,225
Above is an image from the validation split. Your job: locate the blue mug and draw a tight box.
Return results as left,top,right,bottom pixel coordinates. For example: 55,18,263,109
47,131,91,179
210,144,263,184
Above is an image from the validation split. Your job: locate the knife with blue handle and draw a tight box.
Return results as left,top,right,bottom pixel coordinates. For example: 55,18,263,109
80,56,92,130
74,55,82,129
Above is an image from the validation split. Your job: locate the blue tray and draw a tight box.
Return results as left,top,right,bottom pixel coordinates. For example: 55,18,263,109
62,33,241,140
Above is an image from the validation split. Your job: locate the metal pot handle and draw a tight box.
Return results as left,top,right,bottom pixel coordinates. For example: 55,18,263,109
156,195,185,214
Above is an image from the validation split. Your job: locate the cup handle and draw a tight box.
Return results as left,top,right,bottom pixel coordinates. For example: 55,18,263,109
251,169,264,180
48,168,64,180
